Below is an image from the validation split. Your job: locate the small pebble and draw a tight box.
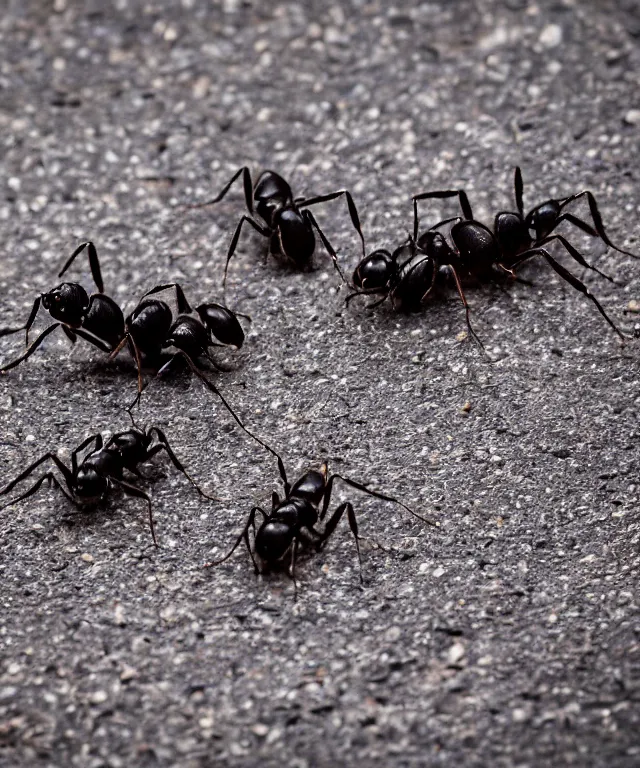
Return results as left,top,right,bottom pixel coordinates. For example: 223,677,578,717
447,642,466,664
120,666,138,682
539,24,563,48
623,110,640,126
90,690,108,704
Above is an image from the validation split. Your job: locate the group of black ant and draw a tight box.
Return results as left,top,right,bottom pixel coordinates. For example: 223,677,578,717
0,165,635,592
190,166,636,347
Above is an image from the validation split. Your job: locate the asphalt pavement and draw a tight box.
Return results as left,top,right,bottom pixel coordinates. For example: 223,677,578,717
0,1,639,766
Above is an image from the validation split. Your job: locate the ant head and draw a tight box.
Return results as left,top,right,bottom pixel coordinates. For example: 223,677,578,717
41,282,89,325
525,200,561,240
416,230,449,261
255,519,295,563
74,466,108,503
352,249,397,290
196,303,245,348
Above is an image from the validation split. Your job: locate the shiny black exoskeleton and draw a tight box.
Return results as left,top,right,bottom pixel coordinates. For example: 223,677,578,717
0,424,216,546
415,168,638,268
408,171,627,337
188,167,366,287
110,282,248,399
0,242,126,373
348,223,491,347
349,238,442,314
204,453,435,593
524,181,638,261
349,170,627,341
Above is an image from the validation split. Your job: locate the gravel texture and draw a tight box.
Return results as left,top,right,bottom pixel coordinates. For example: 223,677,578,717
1,1,639,766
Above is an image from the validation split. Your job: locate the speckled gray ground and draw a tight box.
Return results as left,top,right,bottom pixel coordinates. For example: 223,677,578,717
0,1,639,766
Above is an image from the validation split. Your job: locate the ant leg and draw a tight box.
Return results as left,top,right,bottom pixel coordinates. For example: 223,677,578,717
0,323,62,373
110,478,158,547
532,235,614,283
552,212,598,238
446,265,488,355
317,501,363,584
70,327,116,353
345,287,391,307
298,189,366,261
108,334,128,360
61,326,77,344
527,249,627,339
302,209,346,282
58,241,104,293
203,507,266,570
145,427,219,501
127,352,184,410
412,190,474,240
1,453,74,496
427,216,463,233
558,191,638,258
320,473,437,527
514,167,524,217
173,351,284,464
289,537,300,599
111,334,145,395
70,434,104,475
186,166,254,213
0,472,75,512
131,338,145,394
0,296,42,346
274,453,291,498
223,215,271,291
138,284,192,314
143,349,283,467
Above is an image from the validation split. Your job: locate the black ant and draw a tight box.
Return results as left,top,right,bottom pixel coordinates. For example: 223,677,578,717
409,170,628,338
348,169,627,341
108,281,248,402
204,452,436,594
414,167,638,271
347,228,491,349
187,167,366,288
0,420,217,547
0,241,126,372
0,244,249,388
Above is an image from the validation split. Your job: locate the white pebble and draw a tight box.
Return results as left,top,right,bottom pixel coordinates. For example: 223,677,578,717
539,24,562,48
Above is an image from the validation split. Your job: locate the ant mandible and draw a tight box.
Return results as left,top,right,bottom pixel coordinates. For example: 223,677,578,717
187,167,366,288
0,420,217,547
204,451,436,594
